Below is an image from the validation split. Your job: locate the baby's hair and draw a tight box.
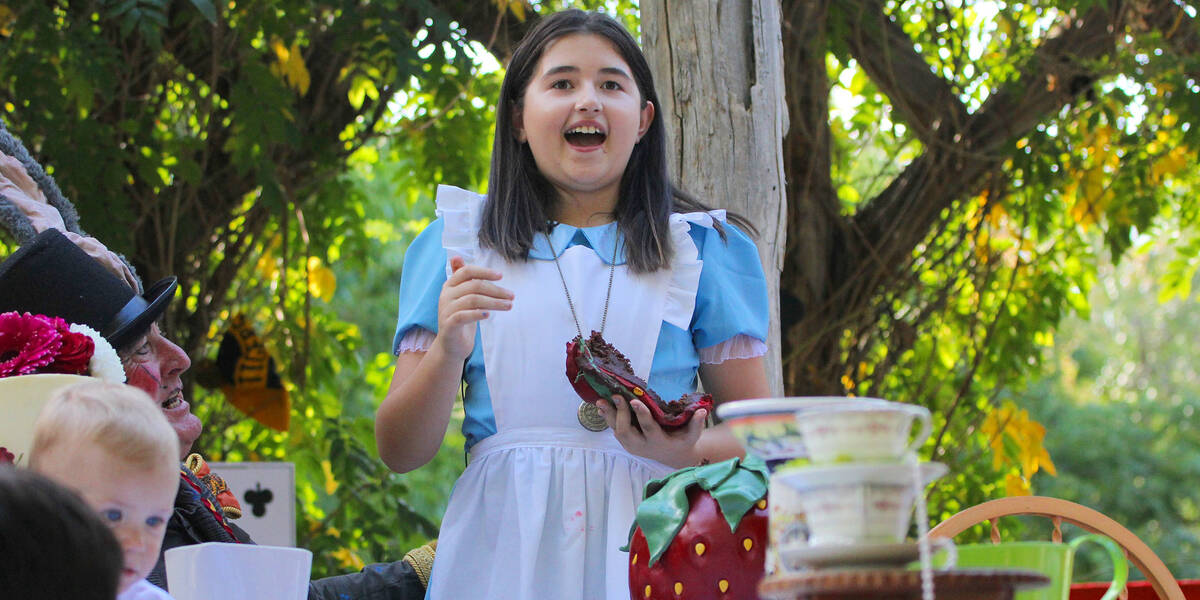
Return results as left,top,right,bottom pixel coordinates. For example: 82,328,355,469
30,381,180,474
481,9,752,273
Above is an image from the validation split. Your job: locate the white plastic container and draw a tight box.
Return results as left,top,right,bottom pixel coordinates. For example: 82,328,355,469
165,542,312,600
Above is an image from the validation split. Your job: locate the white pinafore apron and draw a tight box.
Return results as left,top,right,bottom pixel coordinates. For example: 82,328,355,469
424,192,699,600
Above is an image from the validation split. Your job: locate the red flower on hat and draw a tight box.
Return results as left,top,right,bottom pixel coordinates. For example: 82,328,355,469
0,311,63,377
0,311,124,383
43,316,93,375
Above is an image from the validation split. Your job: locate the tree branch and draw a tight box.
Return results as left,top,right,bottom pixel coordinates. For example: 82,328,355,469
836,0,971,146
854,2,1127,279
1130,0,1200,79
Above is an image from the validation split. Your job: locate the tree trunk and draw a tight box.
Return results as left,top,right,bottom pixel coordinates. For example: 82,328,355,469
641,0,789,397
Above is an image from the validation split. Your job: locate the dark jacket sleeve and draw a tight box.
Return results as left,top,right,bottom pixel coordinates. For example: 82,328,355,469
307,561,427,600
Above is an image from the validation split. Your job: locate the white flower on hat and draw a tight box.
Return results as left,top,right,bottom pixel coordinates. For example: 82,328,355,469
69,323,126,383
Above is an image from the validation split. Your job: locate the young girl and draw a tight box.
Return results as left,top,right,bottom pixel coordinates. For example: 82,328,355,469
375,9,771,599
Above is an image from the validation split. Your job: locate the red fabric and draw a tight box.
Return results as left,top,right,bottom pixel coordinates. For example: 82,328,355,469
1071,580,1200,600
179,469,239,541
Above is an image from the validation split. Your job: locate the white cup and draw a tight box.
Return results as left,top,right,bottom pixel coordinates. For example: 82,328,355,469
166,543,311,600
766,471,810,573
795,401,931,463
774,462,947,547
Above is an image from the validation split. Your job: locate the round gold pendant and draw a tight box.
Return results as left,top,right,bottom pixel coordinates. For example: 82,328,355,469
577,401,608,432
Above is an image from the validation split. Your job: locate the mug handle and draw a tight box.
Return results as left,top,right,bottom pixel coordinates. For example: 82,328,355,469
1069,534,1128,600
929,537,957,568
902,404,933,456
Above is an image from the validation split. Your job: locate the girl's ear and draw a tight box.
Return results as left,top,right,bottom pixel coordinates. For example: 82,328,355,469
513,105,527,143
637,100,655,141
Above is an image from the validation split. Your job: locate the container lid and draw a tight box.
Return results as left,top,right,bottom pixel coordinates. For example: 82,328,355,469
716,396,891,420
774,461,948,490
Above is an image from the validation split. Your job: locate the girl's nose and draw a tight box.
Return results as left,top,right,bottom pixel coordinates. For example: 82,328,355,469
575,90,601,112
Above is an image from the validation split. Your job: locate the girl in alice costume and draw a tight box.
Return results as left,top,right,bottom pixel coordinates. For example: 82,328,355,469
375,9,771,599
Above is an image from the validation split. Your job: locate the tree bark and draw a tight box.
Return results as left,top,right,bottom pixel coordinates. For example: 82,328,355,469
641,0,789,397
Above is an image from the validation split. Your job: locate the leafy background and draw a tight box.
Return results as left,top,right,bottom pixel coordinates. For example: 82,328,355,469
1,0,1198,582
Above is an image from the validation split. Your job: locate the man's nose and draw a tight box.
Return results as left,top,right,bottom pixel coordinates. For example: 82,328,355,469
158,337,192,374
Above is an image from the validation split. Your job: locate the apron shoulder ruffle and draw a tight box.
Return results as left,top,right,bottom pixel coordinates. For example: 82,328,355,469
664,210,725,331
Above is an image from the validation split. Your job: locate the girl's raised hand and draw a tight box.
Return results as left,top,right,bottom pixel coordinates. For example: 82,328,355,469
598,396,706,469
435,255,514,361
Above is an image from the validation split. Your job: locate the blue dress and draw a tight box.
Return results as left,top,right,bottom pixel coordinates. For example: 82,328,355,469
390,186,767,599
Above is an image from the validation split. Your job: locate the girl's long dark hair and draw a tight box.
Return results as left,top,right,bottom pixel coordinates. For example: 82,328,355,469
480,9,752,273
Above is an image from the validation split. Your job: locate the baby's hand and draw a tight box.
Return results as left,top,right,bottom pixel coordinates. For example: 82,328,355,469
599,395,706,469
434,256,514,360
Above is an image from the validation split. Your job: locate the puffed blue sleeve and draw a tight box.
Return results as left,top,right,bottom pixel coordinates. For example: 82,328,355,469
391,219,447,354
689,222,769,349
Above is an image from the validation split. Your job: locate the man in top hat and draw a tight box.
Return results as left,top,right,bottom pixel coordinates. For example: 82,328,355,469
0,231,427,598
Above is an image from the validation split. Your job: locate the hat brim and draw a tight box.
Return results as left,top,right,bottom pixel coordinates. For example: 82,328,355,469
106,276,178,351
0,374,97,463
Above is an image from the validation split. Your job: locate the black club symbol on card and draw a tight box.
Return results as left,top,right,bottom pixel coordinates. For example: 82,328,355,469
244,483,273,517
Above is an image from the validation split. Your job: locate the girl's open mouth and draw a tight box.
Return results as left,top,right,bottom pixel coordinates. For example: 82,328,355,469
565,125,606,148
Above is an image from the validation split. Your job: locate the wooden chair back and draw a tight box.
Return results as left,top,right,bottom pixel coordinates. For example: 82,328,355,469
928,496,1183,600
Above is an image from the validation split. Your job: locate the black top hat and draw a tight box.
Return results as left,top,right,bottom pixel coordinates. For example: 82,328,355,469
0,229,177,350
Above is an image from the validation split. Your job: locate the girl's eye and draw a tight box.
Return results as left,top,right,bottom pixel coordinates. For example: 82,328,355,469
601,81,622,91
101,509,123,523
551,79,572,90
146,516,165,528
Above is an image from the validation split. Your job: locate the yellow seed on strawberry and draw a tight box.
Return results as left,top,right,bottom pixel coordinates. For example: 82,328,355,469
743,537,753,551
674,582,683,595
631,553,638,565
694,542,706,556
644,584,652,598
633,387,644,396
718,579,730,593
756,499,767,510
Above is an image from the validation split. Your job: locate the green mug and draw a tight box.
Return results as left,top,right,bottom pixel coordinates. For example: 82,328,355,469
951,535,1129,600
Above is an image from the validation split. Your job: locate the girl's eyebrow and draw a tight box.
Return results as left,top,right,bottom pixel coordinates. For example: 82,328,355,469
542,65,632,80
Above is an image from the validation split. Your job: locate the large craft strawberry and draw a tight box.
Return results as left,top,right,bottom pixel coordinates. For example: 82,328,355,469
566,330,712,431
626,456,769,599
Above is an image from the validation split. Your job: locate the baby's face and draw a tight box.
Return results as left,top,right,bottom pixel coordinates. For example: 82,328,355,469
36,444,177,593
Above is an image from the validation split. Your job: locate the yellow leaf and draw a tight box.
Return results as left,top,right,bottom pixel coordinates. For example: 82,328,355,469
0,5,14,37
330,547,366,570
307,256,337,302
285,41,310,95
1070,169,1106,227
270,37,290,63
1150,146,1190,182
321,459,338,494
268,37,309,95
256,251,280,282
1005,473,1031,497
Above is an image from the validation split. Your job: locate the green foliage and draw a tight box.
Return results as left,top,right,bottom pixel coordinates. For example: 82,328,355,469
187,130,484,576
6,0,1200,581
0,0,652,578
819,0,1200,538
1021,243,1200,580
